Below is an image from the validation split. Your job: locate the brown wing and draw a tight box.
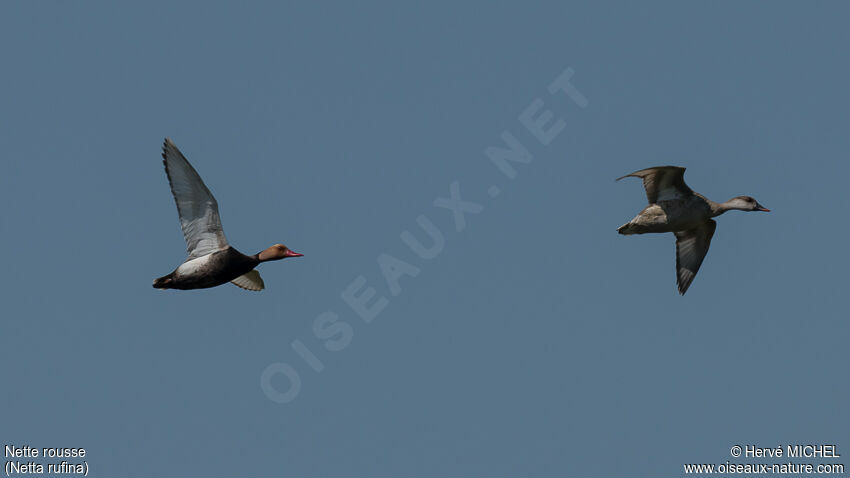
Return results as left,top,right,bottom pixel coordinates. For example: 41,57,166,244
673,220,717,295
617,166,693,204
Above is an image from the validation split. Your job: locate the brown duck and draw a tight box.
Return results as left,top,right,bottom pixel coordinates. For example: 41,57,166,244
153,138,302,291
617,166,769,295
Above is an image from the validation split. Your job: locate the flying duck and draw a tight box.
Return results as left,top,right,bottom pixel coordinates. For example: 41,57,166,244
153,138,302,291
617,166,769,295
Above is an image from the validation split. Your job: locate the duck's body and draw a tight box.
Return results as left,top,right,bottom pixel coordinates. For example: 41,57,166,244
617,166,768,295
154,247,260,290
153,138,302,292
618,194,714,235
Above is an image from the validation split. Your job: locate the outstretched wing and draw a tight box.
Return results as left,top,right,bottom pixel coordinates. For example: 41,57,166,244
162,138,229,259
674,220,717,295
231,270,264,291
617,166,693,204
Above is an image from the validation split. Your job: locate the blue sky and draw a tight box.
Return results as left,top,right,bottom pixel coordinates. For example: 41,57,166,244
1,1,848,476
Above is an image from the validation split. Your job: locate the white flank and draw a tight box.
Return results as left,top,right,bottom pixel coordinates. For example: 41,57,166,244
176,254,214,276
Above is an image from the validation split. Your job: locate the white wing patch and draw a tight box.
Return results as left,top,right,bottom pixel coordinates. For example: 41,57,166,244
231,270,265,291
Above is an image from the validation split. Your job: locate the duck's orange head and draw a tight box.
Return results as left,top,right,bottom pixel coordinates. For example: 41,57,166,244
258,244,303,262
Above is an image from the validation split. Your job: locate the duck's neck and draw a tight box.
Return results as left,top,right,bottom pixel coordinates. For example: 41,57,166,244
710,198,747,217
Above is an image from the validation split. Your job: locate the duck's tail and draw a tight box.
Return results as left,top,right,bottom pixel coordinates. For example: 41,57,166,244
153,274,174,289
618,222,638,235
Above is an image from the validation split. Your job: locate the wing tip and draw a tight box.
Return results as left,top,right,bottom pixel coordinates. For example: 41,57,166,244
676,270,695,295
161,137,173,161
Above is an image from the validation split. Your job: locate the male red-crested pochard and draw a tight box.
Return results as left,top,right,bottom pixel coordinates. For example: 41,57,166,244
617,166,769,295
153,138,302,291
